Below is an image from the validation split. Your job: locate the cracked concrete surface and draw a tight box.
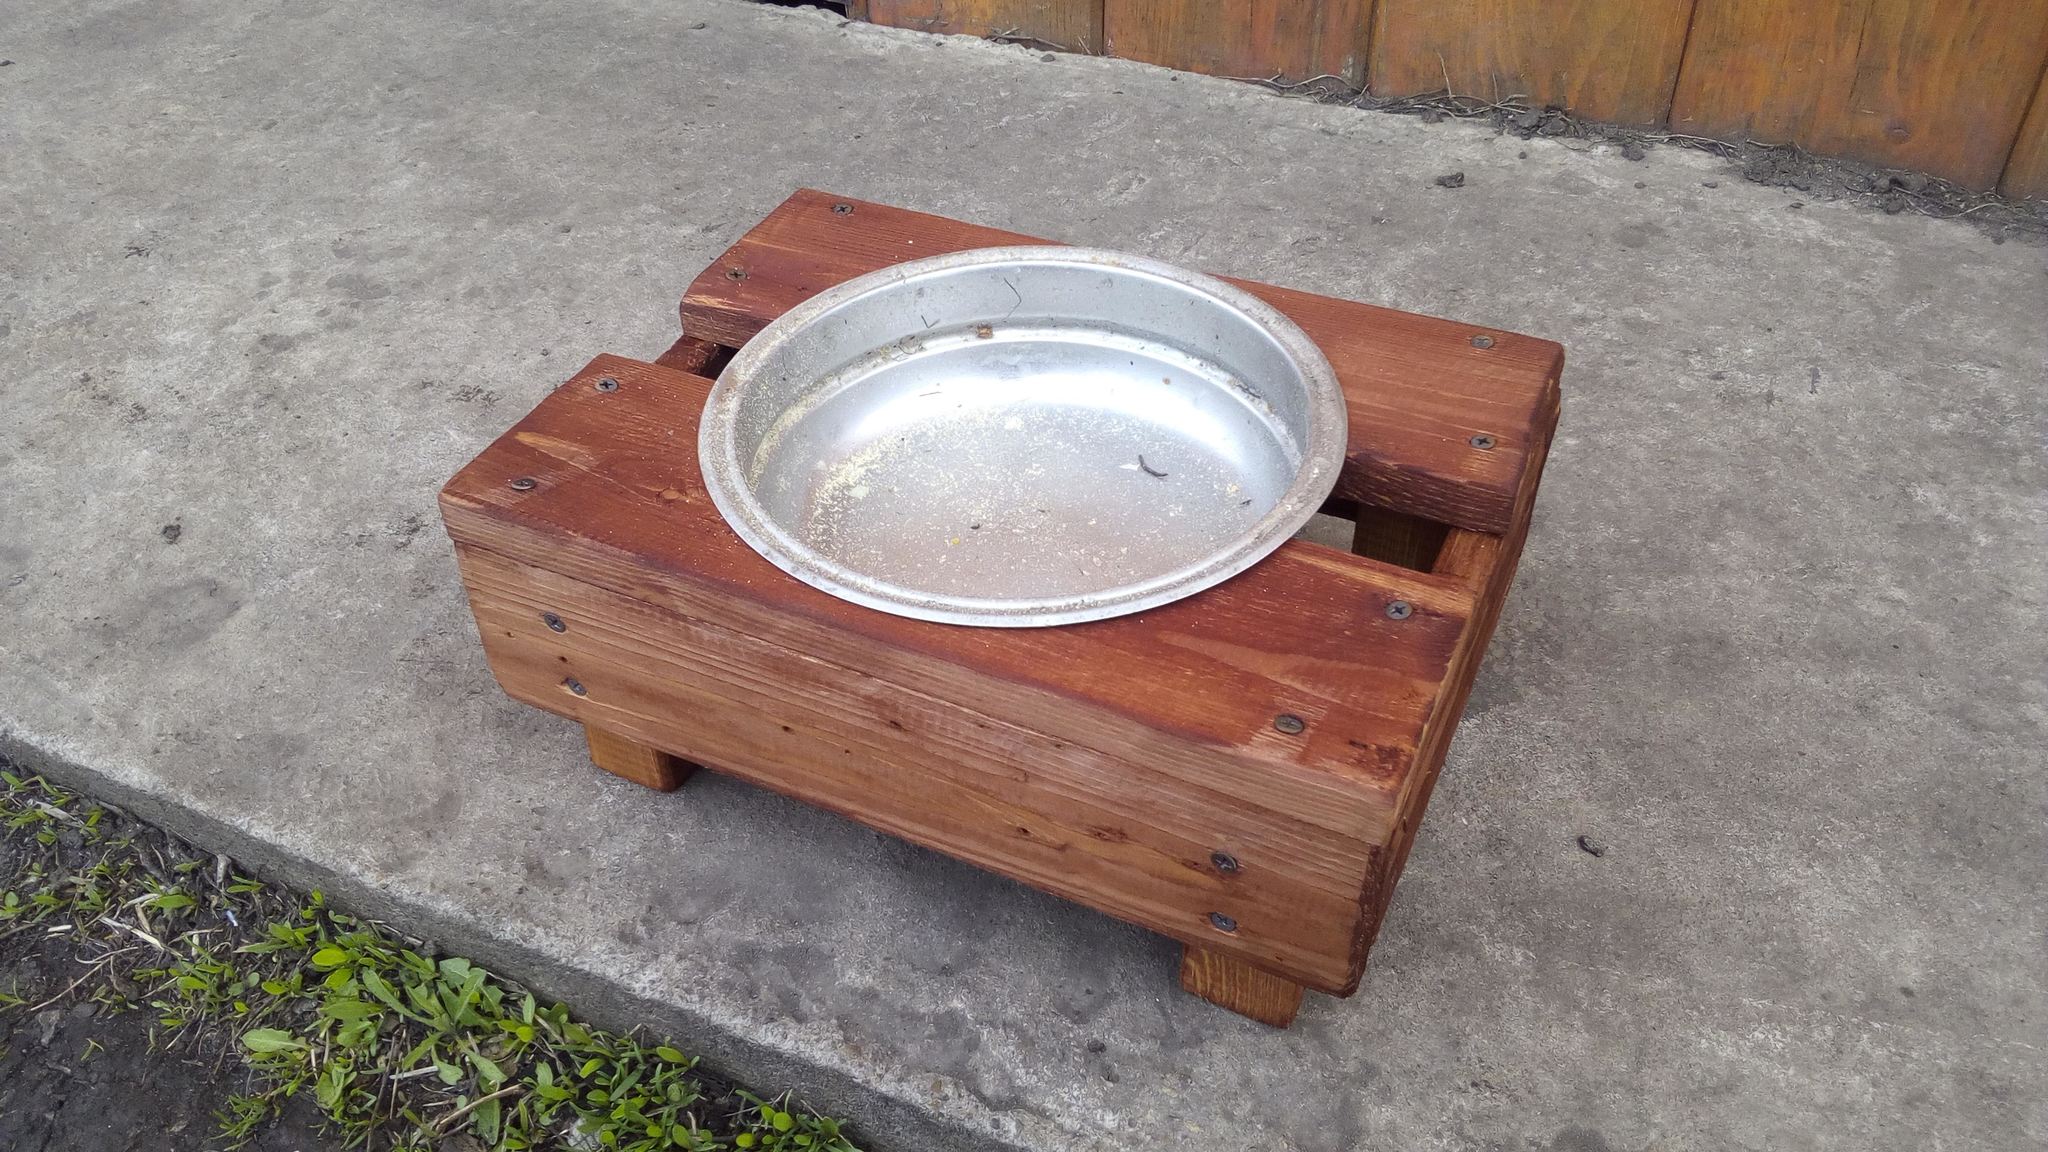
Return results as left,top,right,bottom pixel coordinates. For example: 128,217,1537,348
2,0,2044,1149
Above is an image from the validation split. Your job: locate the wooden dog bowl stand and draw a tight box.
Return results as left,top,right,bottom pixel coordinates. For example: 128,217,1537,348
440,190,1561,1028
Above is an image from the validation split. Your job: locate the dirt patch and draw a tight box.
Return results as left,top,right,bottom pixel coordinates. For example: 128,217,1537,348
0,935,334,1152
0,780,334,1150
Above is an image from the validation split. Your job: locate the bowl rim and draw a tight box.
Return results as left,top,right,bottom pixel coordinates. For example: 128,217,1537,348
696,245,1349,628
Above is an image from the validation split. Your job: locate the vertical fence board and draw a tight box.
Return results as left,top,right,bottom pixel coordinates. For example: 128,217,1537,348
1368,0,1697,124
865,0,1103,53
1671,1,2048,190
1104,0,1370,86
2002,66,2048,199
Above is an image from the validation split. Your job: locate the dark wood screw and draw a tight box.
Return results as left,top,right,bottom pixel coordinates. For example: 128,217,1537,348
1208,912,1239,933
1273,714,1306,735
1210,851,1241,874
508,476,537,491
541,612,566,633
1469,434,1497,450
561,677,586,696
1386,600,1413,620
832,203,854,215
1471,334,1495,349
595,377,619,393
725,267,747,280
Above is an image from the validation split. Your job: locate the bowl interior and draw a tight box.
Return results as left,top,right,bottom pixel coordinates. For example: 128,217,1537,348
708,249,1343,622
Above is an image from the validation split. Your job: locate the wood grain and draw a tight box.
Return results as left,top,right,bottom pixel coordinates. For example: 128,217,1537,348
1998,58,2048,199
1105,0,1369,86
1671,0,2048,190
444,355,1484,991
1369,0,1697,124
1354,372,1557,956
682,190,1563,535
651,334,728,378
584,724,694,791
1349,504,1448,571
1180,943,1304,1027
864,0,1103,52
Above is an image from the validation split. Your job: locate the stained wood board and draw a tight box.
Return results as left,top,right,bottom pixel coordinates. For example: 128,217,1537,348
442,355,1486,991
1369,0,1698,125
1104,0,1370,86
865,0,1102,53
682,190,1563,536
1999,54,2048,199
1670,0,2048,190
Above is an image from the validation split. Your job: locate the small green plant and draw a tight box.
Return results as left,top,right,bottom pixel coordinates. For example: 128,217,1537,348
0,770,861,1151
733,1091,855,1150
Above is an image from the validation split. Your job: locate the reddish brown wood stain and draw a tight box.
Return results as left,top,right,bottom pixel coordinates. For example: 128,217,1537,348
855,3,2048,195
1671,0,2048,191
441,190,1561,1018
683,191,1561,535
1106,0,1371,86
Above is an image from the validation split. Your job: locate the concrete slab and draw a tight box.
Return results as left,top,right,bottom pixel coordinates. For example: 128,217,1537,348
3,1,2044,1149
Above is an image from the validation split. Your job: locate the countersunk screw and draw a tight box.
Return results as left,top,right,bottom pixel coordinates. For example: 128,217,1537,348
594,376,619,393
1208,912,1239,933
1471,334,1495,349
561,677,586,696
1468,434,1497,450
725,266,747,281
1386,600,1413,620
1273,713,1306,735
1210,851,1241,874
832,203,854,215
541,612,566,633
508,476,537,491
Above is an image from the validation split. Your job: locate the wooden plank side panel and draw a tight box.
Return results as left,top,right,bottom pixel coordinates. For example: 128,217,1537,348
445,355,1472,784
1671,0,2048,190
683,190,1563,535
1105,0,1370,86
1999,53,2048,199
865,0,1103,52
459,544,1370,989
439,356,1478,865
652,335,727,377
1352,372,1558,971
1369,0,1697,124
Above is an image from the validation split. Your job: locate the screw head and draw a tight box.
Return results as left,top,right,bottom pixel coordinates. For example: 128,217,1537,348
1208,912,1239,933
508,476,537,491
595,377,619,393
1210,851,1241,874
725,266,747,281
1471,334,1495,349
1273,713,1306,735
832,202,854,215
1468,434,1497,450
561,677,586,696
541,612,566,633
1386,600,1413,620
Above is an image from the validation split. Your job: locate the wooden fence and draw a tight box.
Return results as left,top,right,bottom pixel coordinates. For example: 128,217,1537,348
845,0,2048,197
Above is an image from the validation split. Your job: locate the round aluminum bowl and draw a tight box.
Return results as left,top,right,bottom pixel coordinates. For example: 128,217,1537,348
698,246,1346,627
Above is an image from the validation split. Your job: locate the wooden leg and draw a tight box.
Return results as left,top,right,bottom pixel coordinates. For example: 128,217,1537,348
1179,944,1305,1028
583,724,695,792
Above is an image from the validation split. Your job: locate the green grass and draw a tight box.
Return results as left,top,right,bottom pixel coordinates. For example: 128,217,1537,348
0,769,859,1151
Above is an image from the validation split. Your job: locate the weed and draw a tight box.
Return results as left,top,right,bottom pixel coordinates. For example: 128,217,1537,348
0,771,860,1151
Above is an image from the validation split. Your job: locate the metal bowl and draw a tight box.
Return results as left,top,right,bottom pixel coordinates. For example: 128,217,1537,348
698,246,1346,627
